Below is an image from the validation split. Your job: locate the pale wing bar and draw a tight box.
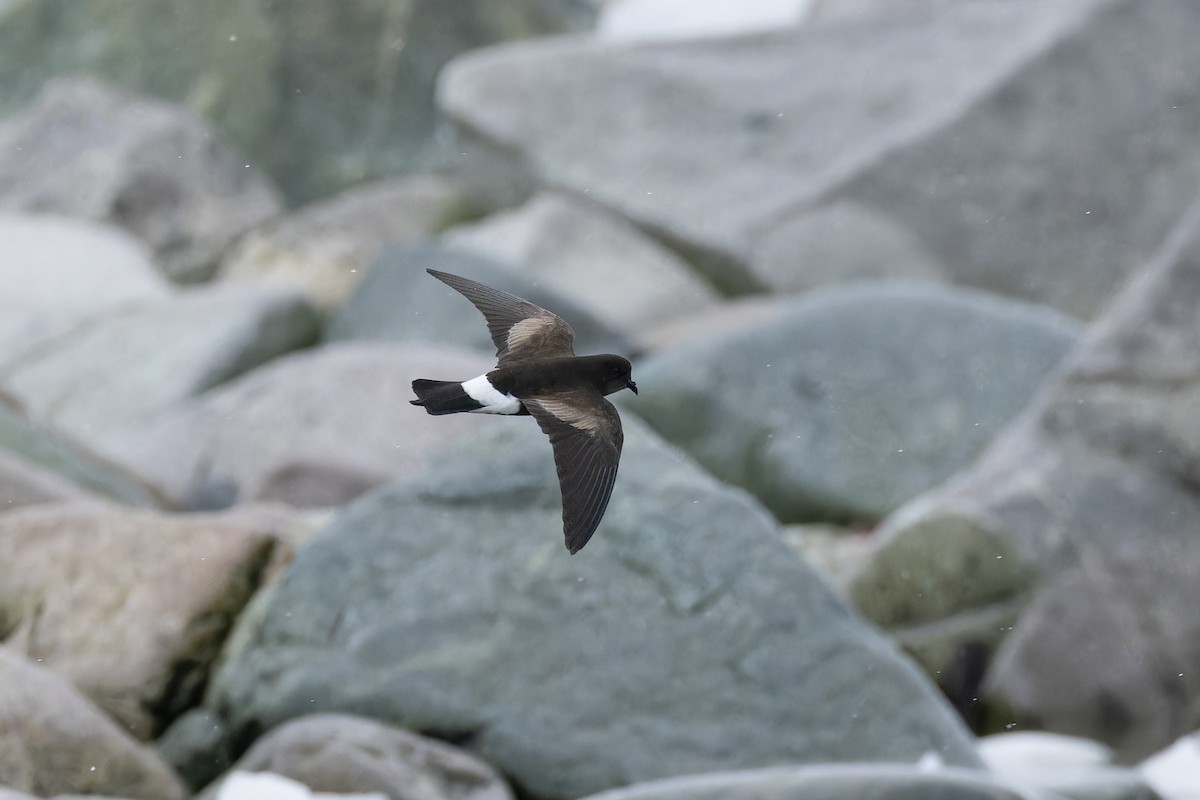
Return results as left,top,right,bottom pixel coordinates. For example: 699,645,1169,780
427,269,575,364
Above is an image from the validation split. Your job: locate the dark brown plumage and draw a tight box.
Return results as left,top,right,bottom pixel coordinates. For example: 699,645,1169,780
411,269,638,553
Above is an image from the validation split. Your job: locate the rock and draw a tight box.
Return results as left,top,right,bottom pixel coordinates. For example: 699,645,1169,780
0,448,104,510
980,732,1160,800
0,0,596,203
1139,733,1200,800
779,524,875,593
0,284,320,442
749,200,949,294
573,764,1045,800
626,280,1079,522
98,342,495,510
441,0,1200,316
206,415,979,800
199,714,512,800
219,176,480,313
0,214,168,361
324,243,635,358
0,78,283,283
156,708,234,793
443,191,719,337
597,0,810,42
849,199,1200,758
0,647,187,800
0,395,165,509
639,294,795,352
0,504,277,739
984,544,1200,764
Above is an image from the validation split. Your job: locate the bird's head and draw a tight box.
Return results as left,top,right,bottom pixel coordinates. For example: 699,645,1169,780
597,355,638,396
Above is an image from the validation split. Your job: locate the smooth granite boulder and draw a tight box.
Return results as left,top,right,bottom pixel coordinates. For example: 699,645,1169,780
627,281,1079,523
440,0,1200,317
0,504,277,739
573,764,1052,800
325,243,635,358
0,285,320,442
197,714,513,800
219,175,480,313
850,199,1200,760
0,647,187,800
206,416,979,800
0,79,282,283
98,342,495,510
443,191,719,337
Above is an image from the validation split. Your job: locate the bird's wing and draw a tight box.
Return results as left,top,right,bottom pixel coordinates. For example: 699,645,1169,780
523,391,624,554
427,269,575,365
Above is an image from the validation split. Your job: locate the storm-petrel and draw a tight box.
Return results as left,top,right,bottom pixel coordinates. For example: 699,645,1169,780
411,269,638,554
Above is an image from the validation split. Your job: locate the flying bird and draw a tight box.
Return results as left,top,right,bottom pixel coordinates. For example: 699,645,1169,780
411,269,638,554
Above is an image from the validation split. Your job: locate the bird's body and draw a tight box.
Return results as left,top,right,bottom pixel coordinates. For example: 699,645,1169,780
410,269,638,554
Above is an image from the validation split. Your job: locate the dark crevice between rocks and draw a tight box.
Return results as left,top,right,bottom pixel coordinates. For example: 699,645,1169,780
145,534,278,739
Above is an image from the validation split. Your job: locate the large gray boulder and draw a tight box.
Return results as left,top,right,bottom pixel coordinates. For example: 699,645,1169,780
0,285,320,442
849,198,1200,760
0,0,596,203
325,243,635,358
0,79,282,283
0,504,278,739
206,416,979,800
440,0,1200,317
627,281,1078,523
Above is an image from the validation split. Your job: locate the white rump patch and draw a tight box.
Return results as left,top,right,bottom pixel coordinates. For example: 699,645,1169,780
462,374,522,414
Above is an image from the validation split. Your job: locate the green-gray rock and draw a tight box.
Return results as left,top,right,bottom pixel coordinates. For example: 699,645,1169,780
627,281,1078,523
206,416,978,800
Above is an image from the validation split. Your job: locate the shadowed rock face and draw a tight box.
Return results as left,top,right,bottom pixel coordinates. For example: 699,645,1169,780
852,198,1200,760
206,417,979,800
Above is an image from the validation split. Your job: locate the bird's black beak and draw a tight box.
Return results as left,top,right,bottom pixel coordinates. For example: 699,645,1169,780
628,380,638,395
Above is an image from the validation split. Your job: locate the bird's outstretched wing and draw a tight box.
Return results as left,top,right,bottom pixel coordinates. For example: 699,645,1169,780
427,269,575,365
523,391,624,554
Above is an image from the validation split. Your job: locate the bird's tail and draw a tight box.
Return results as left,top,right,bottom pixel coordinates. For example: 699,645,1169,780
410,379,483,416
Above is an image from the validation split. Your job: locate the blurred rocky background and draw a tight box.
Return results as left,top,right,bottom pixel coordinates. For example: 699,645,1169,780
1,0,1199,799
